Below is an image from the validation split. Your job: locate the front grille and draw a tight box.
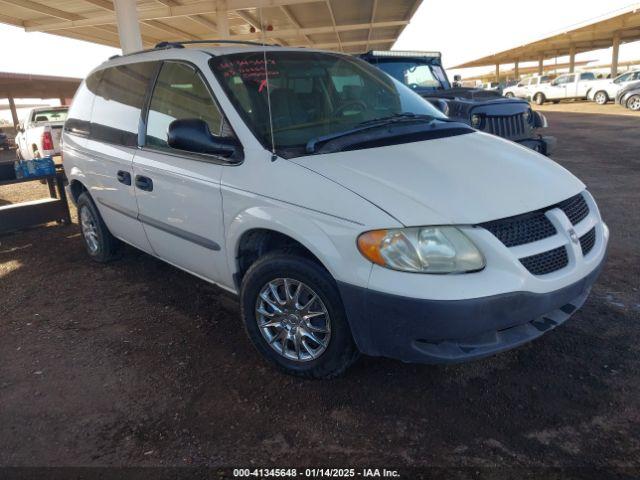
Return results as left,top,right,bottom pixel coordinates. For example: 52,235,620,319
481,212,556,247
520,246,569,275
479,193,590,248
481,114,528,139
557,194,589,225
580,227,596,256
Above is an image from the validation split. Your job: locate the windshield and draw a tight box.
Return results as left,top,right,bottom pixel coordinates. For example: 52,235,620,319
31,109,68,122
210,51,446,153
367,59,450,92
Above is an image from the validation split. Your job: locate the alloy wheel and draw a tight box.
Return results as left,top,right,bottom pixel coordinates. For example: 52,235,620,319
80,206,99,254
255,278,331,362
595,92,607,105
628,96,640,111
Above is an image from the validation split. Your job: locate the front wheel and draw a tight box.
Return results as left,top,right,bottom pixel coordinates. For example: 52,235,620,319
627,95,640,111
504,92,514,98
240,253,359,378
534,93,546,105
594,91,609,105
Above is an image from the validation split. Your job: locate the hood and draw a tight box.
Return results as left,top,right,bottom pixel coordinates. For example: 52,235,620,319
291,131,584,226
424,87,503,101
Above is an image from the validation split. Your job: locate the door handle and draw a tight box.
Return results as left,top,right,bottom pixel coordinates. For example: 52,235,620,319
135,175,153,192
116,170,131,185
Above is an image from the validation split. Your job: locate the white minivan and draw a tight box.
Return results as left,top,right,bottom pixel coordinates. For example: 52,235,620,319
63,43,609,378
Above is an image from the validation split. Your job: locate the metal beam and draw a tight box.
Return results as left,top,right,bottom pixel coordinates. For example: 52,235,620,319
8,96,19,128
114,0,143,53
230,20,408,41
313,37,395,49
24,0,322,32
612,31,621,77
365,0,378,52
279,5,311,45
216,0,229,39
569,44,576,72
324,0,342,52
0,0,82,21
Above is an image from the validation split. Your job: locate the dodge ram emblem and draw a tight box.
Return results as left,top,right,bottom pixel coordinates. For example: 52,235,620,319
568,228,579,244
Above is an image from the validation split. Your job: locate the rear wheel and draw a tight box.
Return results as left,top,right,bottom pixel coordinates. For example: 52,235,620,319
534,93,546,105
594,91,609,105
77,192,120,262
627,95,640,111
240,252,359,378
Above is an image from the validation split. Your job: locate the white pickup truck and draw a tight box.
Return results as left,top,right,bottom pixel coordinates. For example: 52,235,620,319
530,72,597,105
15,106,68,160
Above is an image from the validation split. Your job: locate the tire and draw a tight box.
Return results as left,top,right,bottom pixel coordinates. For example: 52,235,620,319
240,252,359,378
77,192,120,262
534,93,545,105
504,92,515,98
594,91,609,105
627,95,640,111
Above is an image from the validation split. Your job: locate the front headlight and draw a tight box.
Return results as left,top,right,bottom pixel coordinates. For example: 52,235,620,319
357,227,485,274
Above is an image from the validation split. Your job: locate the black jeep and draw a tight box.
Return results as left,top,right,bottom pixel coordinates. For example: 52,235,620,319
360,50,555,155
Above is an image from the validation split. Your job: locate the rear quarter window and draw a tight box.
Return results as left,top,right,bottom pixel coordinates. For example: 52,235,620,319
65,71,102,136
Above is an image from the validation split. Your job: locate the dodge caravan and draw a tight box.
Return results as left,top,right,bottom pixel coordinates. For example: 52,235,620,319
63,43,608,378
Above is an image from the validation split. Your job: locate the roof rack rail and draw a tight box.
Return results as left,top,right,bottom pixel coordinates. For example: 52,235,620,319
155,40,280,49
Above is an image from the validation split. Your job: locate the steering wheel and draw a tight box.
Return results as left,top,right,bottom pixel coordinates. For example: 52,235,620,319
332,100,367,117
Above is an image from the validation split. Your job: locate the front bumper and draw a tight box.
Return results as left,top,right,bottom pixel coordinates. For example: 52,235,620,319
516,135,556,156
339,254,605,365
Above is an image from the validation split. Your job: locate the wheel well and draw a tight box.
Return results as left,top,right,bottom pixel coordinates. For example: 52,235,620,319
235,229,328,289
69,180,88,204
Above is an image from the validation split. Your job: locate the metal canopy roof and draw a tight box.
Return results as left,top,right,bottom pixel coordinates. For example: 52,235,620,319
453,3,640,68
0,71,81,99
0,0,422,54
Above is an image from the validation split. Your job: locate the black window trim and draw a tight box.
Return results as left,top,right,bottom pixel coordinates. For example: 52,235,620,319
139,59,243,166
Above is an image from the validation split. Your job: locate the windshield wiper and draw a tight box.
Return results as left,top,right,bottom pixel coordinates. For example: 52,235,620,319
305,113,445,153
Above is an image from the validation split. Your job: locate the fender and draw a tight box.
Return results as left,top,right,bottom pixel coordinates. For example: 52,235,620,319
224,205,374,291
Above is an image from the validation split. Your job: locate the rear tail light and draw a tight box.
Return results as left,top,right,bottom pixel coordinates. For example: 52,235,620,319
42,131,54,151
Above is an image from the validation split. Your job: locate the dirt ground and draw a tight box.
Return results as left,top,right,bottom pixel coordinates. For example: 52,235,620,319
0,111,639,474
536,101,638,117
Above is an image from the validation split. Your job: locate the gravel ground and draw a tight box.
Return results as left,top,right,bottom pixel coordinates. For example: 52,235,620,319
0,111,638,474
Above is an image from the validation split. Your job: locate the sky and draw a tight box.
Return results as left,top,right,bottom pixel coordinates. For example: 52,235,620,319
1,0,640,122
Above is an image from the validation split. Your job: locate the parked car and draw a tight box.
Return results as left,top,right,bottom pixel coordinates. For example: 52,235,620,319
587,70,640,105
503,75,552,99
63,43,608,378
15,106,68,160
531,72,597,105
360,50,555,155
0,130,10,150
616,80,640,111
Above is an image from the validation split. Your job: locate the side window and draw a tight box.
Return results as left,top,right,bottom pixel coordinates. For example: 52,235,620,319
146,62,223,150
91,62,158,146
615,73,631,84
65,71,102,136
580,72,595,81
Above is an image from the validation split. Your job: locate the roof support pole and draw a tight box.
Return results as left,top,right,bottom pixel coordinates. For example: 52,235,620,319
216,0,229,39
514,60,519,80
569,45,576,73
113,0,143,54
495,63,500,82
538,55,544,76
611,32,621,77
8,96,19,128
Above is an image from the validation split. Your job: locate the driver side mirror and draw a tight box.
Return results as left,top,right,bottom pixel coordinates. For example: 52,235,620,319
453,74,462,82
168,119,243,162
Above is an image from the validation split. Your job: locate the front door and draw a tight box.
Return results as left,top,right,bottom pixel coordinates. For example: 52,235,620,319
132,61,231,283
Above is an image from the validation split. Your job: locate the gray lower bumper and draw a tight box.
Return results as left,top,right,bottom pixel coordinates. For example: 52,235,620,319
517,135,556,156
338,257,604,364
